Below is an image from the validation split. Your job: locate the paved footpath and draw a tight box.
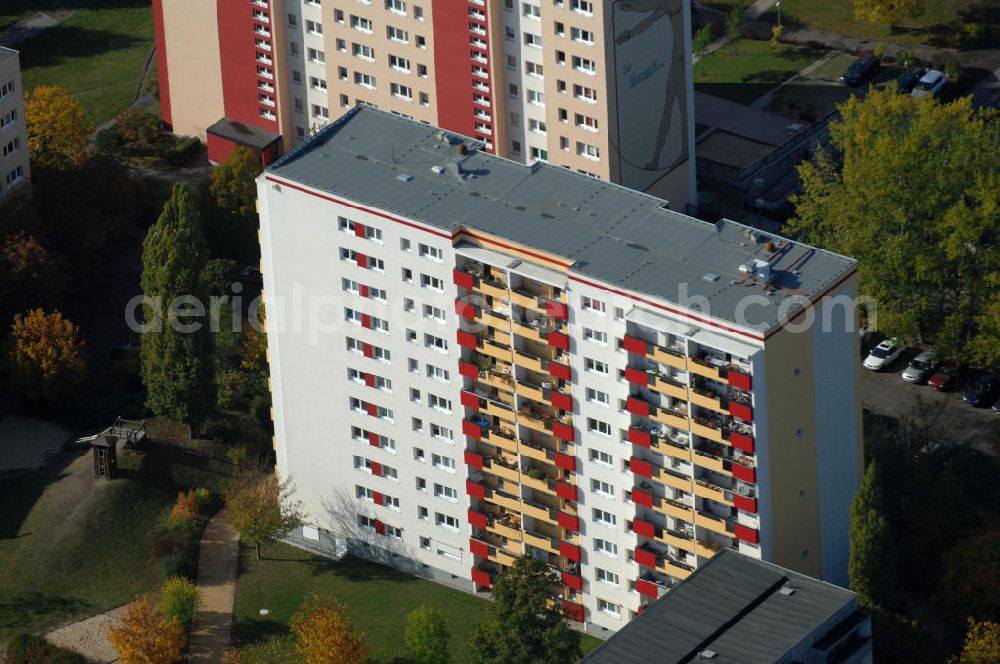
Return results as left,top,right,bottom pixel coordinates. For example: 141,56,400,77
187,512,240,664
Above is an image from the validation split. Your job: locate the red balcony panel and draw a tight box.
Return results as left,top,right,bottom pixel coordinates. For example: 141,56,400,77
367,431,380,447
455,299,476,319
547,331,570,351
354,222,366,238
632,519,655,539
550,391,573,411
729,402,753,422
562,600,585,622
624,367,650,386
360,314,372,329
370,461,382,477
471,569,492,588
554,452,577,472
730,432,755,454
356,253,368,269
359,284,369,298
461,390,481,409
469,538,489,558
729,370,752,391
632,488,654,508
466,479,486,499
464,450,484,469
453,269,475,289
545,300,568,321
373,491,384,506
734,494,758,514
362,342,374,358
636,579,660,599
463,420,484,439
630,457,653,479
732,463,756,484
552,421,575,442
628,427,652,448
555,481,578,501
459,361,479,379
634,548,658,569
549,361,571,381
364,373,376,388
365,402,378,418
626,397,651,417
735,524,759,544
557,511,579,532
468,509,488,528
561,572,584,591
559,541,582,562
457,330,478,349
623,335,648,355
374,520,385,535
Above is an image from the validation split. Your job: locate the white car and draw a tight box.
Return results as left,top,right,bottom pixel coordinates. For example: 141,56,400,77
911,70,947,98
864,338,904,371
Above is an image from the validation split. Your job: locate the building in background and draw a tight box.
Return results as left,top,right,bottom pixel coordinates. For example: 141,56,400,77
257,107,862,635
0,47,30,199
580,548,872,663
153,0,696,210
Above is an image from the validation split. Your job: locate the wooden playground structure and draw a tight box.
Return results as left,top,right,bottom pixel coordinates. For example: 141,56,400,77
75,417,147,480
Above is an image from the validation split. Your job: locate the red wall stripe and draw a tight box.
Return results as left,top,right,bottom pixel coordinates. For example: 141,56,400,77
151,0,171,128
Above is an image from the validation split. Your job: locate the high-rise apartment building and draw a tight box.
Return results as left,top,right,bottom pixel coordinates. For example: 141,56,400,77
0,47,30,200
257,107,862,635
154,0,696,209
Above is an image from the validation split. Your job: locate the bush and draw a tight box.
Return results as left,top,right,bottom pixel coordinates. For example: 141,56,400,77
217,368,255,410
152,526,197,561
95,126,124,155
250,393,271,426
117,107,161,153
164,136,202,166
159,554,189,581
161,576,199,626
6,632,87,663
961,22,994,48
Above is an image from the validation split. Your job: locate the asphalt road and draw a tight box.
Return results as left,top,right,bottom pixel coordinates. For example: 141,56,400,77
859,350,1000,455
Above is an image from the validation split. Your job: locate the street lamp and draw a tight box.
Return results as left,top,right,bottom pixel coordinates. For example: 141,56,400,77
776,1,781,27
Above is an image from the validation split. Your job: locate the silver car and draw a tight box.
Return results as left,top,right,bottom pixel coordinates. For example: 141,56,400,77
902,349,935,383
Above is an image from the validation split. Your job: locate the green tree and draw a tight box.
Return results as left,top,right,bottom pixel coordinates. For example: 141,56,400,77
405,605,450,664
224,470,304,559
788,91,1000,360
160,576,199,626
693,25,713,74
726,1,747,53
471,557,581,664
936,531,1000,622
849,462,896,611
140,184,213,428
209,146,262,218
852,0,916,26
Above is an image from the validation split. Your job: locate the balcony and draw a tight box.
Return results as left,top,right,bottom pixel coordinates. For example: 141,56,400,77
694,508,735,536
636,573,670,599
636,542,695,578
694,478,732,506
524,529,559,554
511,318,546,343
483,455,520,484
650,343,687,372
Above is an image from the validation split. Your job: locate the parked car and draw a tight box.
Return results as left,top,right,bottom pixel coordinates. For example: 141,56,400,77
841,54,880,87
896,67,926,94
912,70,948,98
901,349,935,383
863,338,903,371
963,372,997,407
928,360,961,391
992,396,1000,415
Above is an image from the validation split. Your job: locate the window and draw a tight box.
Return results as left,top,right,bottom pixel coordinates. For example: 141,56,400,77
420,274,444,291
389,54,410,71
571,0,593,14
586,388,609,406
511,140,521,154
571,27,594,43
587,418,612,436
307,47,325,63
305,19,323,34
435,512,459,530
525,61,544,77
355,72,377,89
2,137,20,157
595,568,620,586
425,333,448,351
594,538,618,557
387,25,409,42
419,243,443,261
593,508,616,528
574,84,597,103
418,506,429,520
400,238,412,252
309,76,327,91
430,423,453,441
614,307,625,321
590,449,613,467
583,327,607,345
420,535,431,548
585,358,608,375
311,104,329,119
416,477,427,491
423,304,446,322
385,524,402,539
522,2,540,18
528,118,546,134
591,479,614,497
402,267,413,282
572,55,595,74
391,82,412,100
414,5,424,20
432,454,455,472
352,42,375,60
436,542,462,560
428,395,452,413
581,296,606,313
336,38,347,52
412,417,424,431
426,364,450,382
434,484,458,501
530,147,548,161
575,113,599,131
508,83,518,97
351,15,373,32
524,32,542,47
576,141,600,160
418,63,428,77
527,90,545,106
598,599,622,618
386,0,406,13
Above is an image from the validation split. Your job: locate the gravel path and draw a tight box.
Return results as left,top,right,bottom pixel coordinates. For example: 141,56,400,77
187,512,240,664
44,604,128,664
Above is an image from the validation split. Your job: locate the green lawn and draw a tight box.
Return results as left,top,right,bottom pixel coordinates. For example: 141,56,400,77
234,543,603,663
695,39,824,106
16,2,154,126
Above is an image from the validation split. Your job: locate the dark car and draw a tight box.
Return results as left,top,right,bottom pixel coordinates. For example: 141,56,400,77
963,372,997,407
928,360,961,391
841,54,880,87
897,67,926,94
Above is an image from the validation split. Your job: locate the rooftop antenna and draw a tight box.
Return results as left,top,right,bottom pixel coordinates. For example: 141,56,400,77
391,144,397,164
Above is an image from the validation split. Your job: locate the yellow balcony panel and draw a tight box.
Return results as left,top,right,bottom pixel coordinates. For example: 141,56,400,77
485,462,521,484
695,540,723,559
653,468,692,493
520,501,552,522
659,561,693,580
488,330,513,347
694,481,728,504
483,429,519,453
518,414,552,435
695,512,730,535
652,439,690,462
510,290,544,312
688,359,723,382
651,378,688,401
485,401,516,423
658,530,696,553
655,499,694,523
524,530,559,554
513,350,546,374
690,391,725,413
515,381,546,403
653,411,690,432
511,320,545,343
651,346,687,371
479,341,513,363
519,443,550,463
691,421,724,444
487,491,522,513
478,310,510,331
520,474,554,493
480,371,515,392
487,520,523,541
491,548,519,567
477,280,510,302
691,450,726,474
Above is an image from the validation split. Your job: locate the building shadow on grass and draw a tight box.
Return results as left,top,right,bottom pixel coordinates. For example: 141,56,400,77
0,591,90,631
16,25,146,70
0,449,85,540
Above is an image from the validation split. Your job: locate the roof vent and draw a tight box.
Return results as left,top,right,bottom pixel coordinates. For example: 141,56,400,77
698,650,718,659
740,258,772,284
396,174,413,182
779,583,796,596
703,273,720,282
431,165,445,174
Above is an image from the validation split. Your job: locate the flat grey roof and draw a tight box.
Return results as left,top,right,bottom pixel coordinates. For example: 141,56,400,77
697,130,776,170
266,107,855,333
208,117,280,150
580,549,858,664
0,46,18,66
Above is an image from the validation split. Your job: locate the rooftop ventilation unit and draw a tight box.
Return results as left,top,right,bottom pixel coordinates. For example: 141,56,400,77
396,174,413,182
698,650,718,659
740,258,772,284
779,583,796,596
430,165,445,174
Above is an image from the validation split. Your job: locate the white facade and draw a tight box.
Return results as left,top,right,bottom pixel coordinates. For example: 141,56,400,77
0,48,30,200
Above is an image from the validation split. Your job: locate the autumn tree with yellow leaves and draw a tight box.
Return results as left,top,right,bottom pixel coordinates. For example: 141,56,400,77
108,595,185,664
23,86,92,171
5,308,86,405
852,0,916,26
960,619,1000,663
290,593,369,664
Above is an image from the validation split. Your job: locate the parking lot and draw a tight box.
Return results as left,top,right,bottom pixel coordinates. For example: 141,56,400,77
859,351,1000,455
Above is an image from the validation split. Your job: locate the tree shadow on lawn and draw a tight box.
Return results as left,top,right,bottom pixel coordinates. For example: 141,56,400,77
232,616,291,646
0,591,90,631
0,449,86,540
17,25,146,71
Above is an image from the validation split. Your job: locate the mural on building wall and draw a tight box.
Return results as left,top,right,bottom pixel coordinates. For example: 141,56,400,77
612,0,688,192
